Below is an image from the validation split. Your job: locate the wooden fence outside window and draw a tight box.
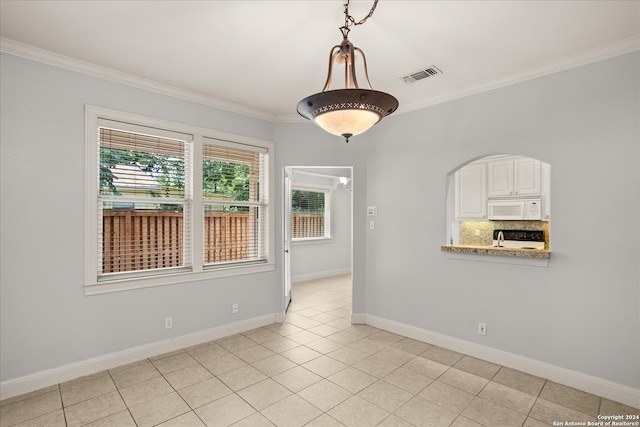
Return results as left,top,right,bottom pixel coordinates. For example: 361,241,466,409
292,213,325,239
102,210,324,273
102,210,252,273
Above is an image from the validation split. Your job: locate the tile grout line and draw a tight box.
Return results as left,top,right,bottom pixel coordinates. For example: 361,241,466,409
105,367,138,427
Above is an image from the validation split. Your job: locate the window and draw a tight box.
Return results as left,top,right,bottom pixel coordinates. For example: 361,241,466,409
202,140,268,265
291,187,331,240
85,106,274,294
98,121,192,277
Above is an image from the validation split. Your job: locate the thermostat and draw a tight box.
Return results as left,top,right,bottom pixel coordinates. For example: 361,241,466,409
367,206,377,216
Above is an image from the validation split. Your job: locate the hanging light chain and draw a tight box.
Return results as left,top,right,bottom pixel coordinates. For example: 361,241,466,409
344,0,379,28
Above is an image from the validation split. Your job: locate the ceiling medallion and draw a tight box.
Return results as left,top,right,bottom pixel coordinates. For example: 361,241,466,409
297,0,398,143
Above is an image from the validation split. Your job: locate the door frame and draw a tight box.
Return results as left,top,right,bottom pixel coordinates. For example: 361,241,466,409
282,167,293,321
279,166,353,323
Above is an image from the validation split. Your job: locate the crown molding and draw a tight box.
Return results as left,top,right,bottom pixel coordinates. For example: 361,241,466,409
276,36,640,122
3,36,637,124
0,37,277,122
395,36,640,116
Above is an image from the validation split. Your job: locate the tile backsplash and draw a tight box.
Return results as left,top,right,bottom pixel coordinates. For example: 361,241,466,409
459,221,550,249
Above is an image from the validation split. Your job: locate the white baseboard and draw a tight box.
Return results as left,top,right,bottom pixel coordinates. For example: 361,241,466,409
292,268,351,284
0,313,276,401
350,313,367,324
364,314,640,409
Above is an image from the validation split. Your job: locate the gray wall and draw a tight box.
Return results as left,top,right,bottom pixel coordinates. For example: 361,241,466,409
0,53,281,382
272,124,367,314
1,49,638,393
364,51,639,389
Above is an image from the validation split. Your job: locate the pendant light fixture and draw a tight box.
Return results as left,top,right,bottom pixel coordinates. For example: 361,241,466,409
297,0,398,143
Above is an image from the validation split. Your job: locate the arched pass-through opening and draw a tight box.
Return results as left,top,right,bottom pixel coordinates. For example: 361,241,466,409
445,154,551,253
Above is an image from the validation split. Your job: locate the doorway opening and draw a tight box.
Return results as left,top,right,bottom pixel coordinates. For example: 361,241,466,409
282,166,353,321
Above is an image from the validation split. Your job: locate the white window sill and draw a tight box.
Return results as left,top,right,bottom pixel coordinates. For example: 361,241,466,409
292,238,332,245
85,262,276,295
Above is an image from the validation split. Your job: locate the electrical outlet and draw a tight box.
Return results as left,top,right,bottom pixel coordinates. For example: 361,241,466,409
475,229,480,237
232,303,239,314
478,322,487,336
165,317,173,329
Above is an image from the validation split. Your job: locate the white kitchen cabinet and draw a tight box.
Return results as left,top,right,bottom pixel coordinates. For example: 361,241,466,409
487,159,513,196
514,157,542,195
455,162,487,219
488,157,541,196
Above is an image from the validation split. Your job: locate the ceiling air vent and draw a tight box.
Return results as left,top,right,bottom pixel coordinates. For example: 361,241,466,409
402,66,443,83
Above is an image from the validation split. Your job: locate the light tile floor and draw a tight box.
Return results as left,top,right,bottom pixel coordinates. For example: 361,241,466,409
1,274,638,426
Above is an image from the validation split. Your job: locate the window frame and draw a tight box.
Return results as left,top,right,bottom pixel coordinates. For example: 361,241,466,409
291,185,332,243
97,120,193,280
85,105,275,295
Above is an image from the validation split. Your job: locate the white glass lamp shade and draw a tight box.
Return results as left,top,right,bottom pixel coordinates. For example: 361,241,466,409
297,89,398,142
296,21,398,142
314,109,380,137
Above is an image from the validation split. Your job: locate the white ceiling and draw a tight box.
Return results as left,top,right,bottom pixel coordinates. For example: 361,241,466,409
1,1,638,122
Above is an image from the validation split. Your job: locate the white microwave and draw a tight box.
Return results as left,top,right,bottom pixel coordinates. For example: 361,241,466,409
487,197,542,220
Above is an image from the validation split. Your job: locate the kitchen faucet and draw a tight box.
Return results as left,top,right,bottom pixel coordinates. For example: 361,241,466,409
497,231,504,247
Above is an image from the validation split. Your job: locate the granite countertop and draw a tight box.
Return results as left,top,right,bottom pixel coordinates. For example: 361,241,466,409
441,244,551,259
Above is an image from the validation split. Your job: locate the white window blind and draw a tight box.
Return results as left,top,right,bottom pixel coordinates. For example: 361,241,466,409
291,188,330,239
202,138,268,266
97,119,193,279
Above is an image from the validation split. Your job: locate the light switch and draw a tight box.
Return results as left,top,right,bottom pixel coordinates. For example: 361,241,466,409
369,220,375,230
